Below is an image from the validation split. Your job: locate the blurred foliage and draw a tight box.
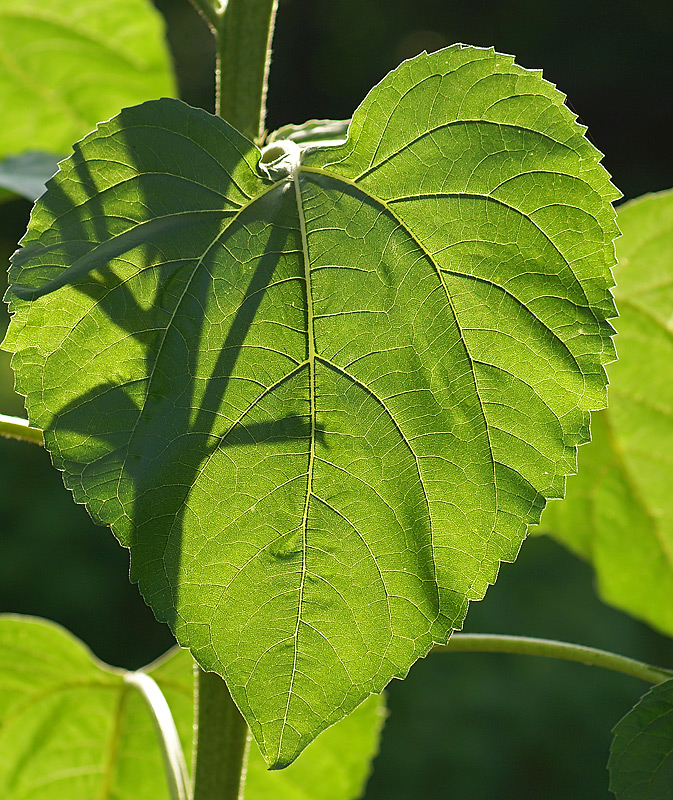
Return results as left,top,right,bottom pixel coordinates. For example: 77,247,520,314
1,0,672,797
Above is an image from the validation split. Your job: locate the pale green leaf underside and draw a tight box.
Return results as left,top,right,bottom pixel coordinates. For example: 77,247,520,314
609,678,673,799
0,0,174,160
3,45,617,766
0,615,383,800
0,152,61,201
541,190,673,636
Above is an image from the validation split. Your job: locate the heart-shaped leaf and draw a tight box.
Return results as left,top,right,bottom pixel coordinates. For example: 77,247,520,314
3,45,618,765
0,615,384,799
0,0,175,160
541,190,673,636
609,678,673,800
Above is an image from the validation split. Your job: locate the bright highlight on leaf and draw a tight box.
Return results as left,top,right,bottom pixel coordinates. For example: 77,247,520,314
3,45,618,766
541,190,673,637
609,678,673,800
0,615,384,800
0,0,175,160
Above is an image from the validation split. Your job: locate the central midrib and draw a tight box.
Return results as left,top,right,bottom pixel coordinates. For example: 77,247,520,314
277,164,315,756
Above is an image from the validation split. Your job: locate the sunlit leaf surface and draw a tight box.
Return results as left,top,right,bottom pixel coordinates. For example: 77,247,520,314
3,46,618,765
0,615,179,800
541,190,673,635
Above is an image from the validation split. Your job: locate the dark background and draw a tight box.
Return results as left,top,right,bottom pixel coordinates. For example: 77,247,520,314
1,1,672,797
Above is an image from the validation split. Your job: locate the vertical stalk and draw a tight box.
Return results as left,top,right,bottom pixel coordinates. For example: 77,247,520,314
184,3,278,795
192,667,251,800
214,0,279,142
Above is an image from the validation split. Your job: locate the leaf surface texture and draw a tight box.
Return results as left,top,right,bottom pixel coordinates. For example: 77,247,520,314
3,46,618,765
609,678,673,800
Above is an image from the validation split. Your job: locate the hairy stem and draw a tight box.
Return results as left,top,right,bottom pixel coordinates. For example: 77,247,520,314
434,634,673,684
192,666,250,800
0,413,43,445
212,0,279,142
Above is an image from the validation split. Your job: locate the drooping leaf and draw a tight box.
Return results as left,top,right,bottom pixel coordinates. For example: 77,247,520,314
609,678,673,800
2,46,618,765
0,615,183,800
540,190,673,636
0,152,61,201
0,615,384,800
0,0,174,160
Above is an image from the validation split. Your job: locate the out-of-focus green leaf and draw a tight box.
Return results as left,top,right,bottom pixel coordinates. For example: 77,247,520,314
609,678,673,799
0,153,61,202
541,190,673,635
0,614,179,800
3,46,618,766
0,615,384,799
0,0,175,160
246,693,384,799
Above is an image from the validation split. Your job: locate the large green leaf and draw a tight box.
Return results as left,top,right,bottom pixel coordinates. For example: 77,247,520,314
2,46,618,765
0,0,174,160
540,190,673,636
0,615,384,800
609,678,673,800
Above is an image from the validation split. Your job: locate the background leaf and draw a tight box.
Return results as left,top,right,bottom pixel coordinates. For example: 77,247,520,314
3,46,618,766
0,615,175,800
540,190,673,636
0,0,175,160
608,678,673,800
0,153,61,202
0,615,383,800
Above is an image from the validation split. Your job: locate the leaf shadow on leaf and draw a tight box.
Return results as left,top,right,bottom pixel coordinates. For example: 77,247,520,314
17,130,322,641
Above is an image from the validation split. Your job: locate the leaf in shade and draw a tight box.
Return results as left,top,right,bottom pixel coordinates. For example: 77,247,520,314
0,152,61,201
609,678,673,800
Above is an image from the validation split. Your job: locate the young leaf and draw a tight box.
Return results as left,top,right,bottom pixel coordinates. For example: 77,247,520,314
541,190,673,636
0,615,384,800
609,678,673,799
0,0,175,160
3,45,618,766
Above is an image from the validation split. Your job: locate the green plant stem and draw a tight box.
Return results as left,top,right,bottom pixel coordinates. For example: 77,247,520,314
212,0,279,142
192,666,250,800
0,413,43,445
435,634,673,684
125,671,191,800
